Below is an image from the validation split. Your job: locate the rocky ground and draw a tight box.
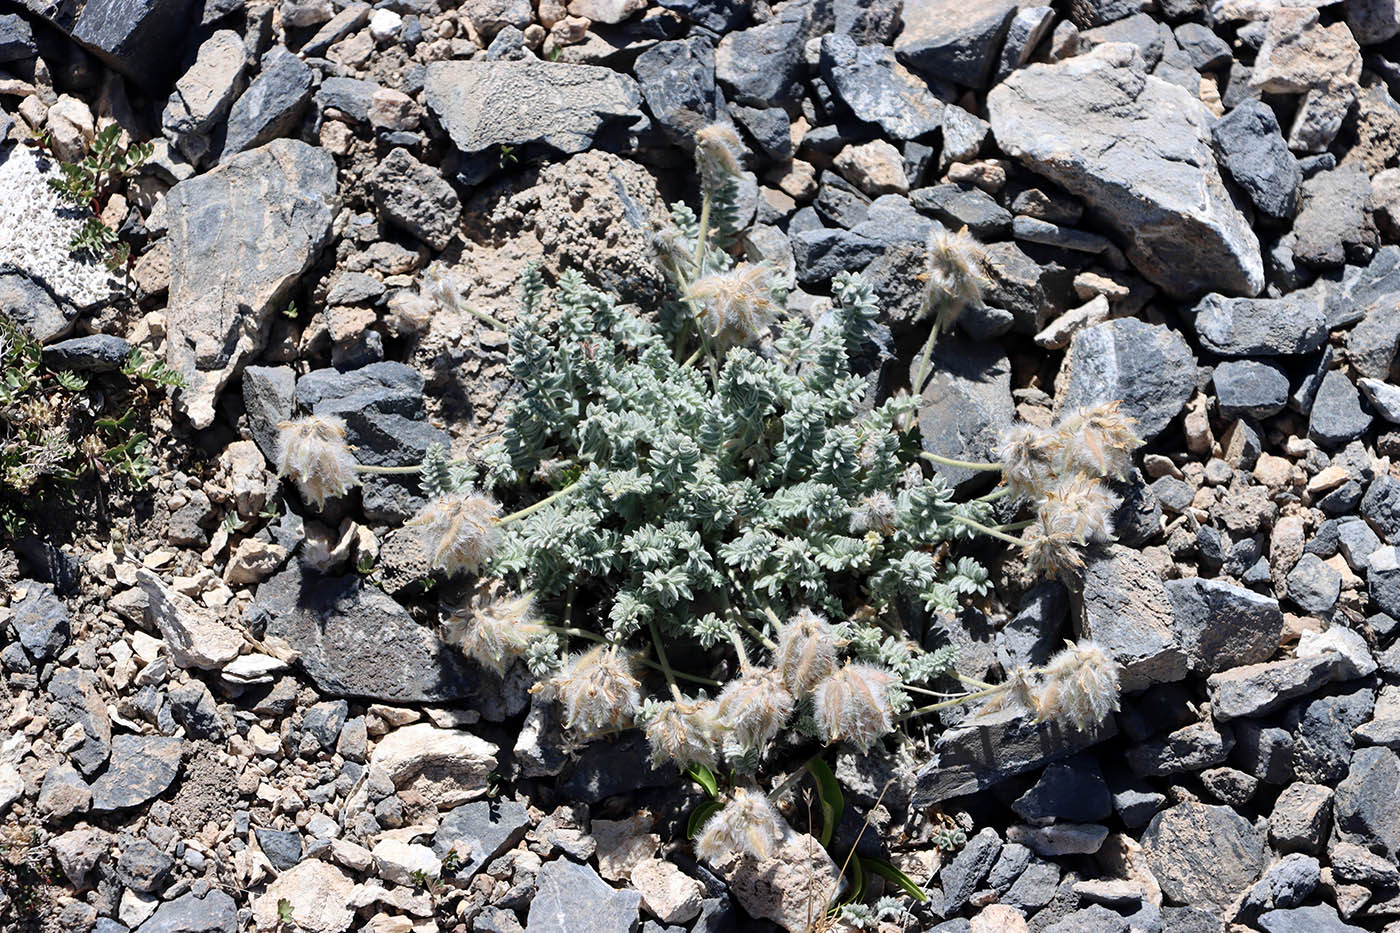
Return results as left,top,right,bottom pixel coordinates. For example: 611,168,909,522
1,0,1400,931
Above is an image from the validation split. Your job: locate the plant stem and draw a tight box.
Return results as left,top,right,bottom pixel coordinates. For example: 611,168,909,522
499,482,577,524
899,683,1007,720
727,627,752,673
694,191,712,270
919,451,1002,472
909,327,938,397
464,305,509,332
735,615,777,652
955,673,995,690
539,624,721,687
681,344,705,368
767,753,821,802
976,486,1010,503
952,514,1025,546
649,619,684,702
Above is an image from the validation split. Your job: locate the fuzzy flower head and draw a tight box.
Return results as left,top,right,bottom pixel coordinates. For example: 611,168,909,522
683,263,783,349
1053,402,1142,481
717,667,795,751
547,645,642,737
920,226,988,337
1021,516,1084,581
974,665,1038,720
694,787,787,865
444,586,545,676
694,123,744,193
276,415,360,507
1035,641,1120,731
849,492,898,536
406,491,502,577
645,698,721,770
997,422,1059,501
774,609,838,698
813,662,898,753
1037,474,1120,546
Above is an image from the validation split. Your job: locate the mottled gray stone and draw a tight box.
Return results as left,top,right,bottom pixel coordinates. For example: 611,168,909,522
527,858,641,933
1164,578,1282,675
1285,553,1341,614
714,2,811,105
632,37,718,147
11,579,69,661
165,139,336,429
917,336,1013,494
1214,360,1290,419
1334,745,1400,859
241,365,294,465
894,0,1018,89
253,563,481,704
987,43,1262,298
820,33,943,140
1189,286,1327,357
1078,544,1188,691
368,148,460,251
1211,99,1301,219
90,735,182,812
135,888,236,933
0,272,78,343
221,47,314,159
1058,317,1196,442
1141,801,1264,909
433,800,530,880
1308,370,1372,449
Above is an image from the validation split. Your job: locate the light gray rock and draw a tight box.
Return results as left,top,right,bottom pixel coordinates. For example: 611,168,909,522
1308,370,1372,450
527,858,641,933
1188,285,1327,357
424,59,644,182
1207,652,1366,720
1214,360,1290,419
241,365,295,465
986,43,1262,299
161,29,244,166
716,2,811,105
135,888,236,933
1078,544,1188,691
48,668,112,777
0,272,78,343
1333,746,1400,859
820,34,944,141
1141,801,1264,910
433,800,530,881
164,139,336,429
1057,317,1197,442
11,579,69,661
632,37,719,147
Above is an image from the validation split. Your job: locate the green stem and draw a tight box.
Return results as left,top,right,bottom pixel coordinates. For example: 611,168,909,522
952,514,1025,546
464,305,509,332
354,454,473,475
727,627,752,673
955,673,994,690
998,519,1034,532
976,486,1011,503
920,451,1002,472
649,619,684,702
735,615,777,652
695,191,712,271
681,344,704,368
499,482,577,524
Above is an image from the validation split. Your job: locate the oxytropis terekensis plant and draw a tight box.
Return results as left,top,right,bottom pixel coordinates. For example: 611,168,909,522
275,124,1138,874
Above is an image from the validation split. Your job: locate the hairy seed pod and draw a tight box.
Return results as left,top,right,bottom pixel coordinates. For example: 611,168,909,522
548,645,642,737
694,123,744,193
1021,516,1085,581
694,787,787,865
717,667,794,751
849,492,898,535
975,665,1038,720
406,491,503,577
276,415,360,507
1035,641,1120,731
812,662,898,753
774,609,838,697
1037,474,1120,545
920,226,988,336
645,698,721,770
1053,401,1142,481
997,422,1058,501
683,263,782,349
443,587,544,676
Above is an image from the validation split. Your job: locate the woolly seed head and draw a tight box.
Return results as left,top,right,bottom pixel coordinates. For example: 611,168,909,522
548,645,642,737
849,492,898,536
694,123,744,192
1035,641,1120,731
1037,474,1120,545
997,422,1059,501
716,667,795,751
683,263,782,349
1053,401,1142,481
812,662,898,753
694,787,787,865
443,587,544,676
920,226,988,336
774,609,838,697
1021,516,1085,581
975,665,1038,720
276,415,360,507
406,491,502,577
645,698,721,770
